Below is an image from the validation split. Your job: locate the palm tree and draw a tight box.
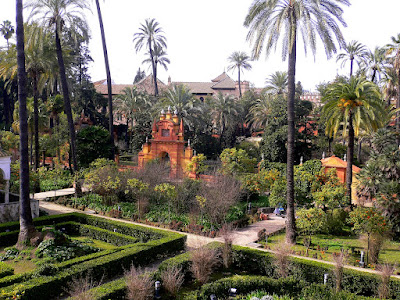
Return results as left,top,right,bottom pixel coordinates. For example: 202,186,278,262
386,34,400,141
209,92,239,146
16,0,37,246
0,20,15,50
322,77,384,204
94,0,114,159
227,51,252,98
26,0,91,174
364,47,387,83
336,40,368,77
133,18,167,97
244,0,349,244
115,87,150,127
142,44,170,74
247,93,274,129
160,84,200,129
265,71,288,95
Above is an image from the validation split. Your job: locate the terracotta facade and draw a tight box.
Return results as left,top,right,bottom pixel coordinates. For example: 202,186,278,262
138,108,193,178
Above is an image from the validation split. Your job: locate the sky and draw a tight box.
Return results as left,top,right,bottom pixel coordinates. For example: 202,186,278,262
0,0,399,92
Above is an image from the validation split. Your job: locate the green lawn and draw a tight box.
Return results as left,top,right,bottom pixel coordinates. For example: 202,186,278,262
265,233,400,271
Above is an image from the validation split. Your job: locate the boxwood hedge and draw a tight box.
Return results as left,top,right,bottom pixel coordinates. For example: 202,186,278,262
0,213,186,299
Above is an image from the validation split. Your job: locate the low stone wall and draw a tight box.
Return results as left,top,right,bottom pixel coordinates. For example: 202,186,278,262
0,200,39,223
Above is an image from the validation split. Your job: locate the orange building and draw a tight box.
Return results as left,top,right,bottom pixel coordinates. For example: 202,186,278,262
321,155,361,203
137,107,194,178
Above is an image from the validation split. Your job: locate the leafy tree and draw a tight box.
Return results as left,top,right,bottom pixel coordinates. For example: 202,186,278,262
220,148,257,176
336,40,368,77
76,126,112,168
227,51,252,98
16,0,37,246
322,77,385,204
356,129,400,237
133,18,167,97
26,0,91,173
296,208,327,246
0,20,15,50
244,0,349,244
349,207,390,264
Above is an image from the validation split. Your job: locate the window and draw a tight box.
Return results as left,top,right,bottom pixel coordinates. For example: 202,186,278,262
162,129,170,137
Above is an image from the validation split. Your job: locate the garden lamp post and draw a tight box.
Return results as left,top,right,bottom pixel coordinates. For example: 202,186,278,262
155,281,161,299
359,251,365,268
228,288,237,298
324,273,329,285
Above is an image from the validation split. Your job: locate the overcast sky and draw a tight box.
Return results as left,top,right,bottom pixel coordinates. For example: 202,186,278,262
1,1,399,91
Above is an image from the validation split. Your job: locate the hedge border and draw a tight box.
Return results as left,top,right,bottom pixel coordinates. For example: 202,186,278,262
0,213,186,299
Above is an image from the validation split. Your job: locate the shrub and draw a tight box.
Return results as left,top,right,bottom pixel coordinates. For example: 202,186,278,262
65,273,99,300
273,241,292,278
377,264,395,299
190,245,219,284
0,262,13,278
219,224,234,269
125,266,154,300
333,252,347,292
160,265,184,297
76,126,112,168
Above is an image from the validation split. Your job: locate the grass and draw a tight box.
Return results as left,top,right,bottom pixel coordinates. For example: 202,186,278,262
265,232,400,271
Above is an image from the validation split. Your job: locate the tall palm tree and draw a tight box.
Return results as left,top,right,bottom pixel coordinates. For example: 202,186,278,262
26,0,91,174
16,0,37,246
227,51,252,98
94,0,114,159
322,77,384,204
265,71,288,95
0,20,15,50
133,18,167,97
336,40,368,77
142,44,170,74
364,47,387,83
244,0,349,244
386,34,400,141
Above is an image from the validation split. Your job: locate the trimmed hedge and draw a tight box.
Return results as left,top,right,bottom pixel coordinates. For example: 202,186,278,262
0,213,186,299
230,244,400,299
187,275,377,300
55,221,138,246
195,275,304,300
0,262,13,279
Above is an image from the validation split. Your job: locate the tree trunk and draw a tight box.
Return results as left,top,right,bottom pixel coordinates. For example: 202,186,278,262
95,0,114,160
396,71,400,145
149,41,158,96
16,0,37,246
286,15,297,245
33,74,40,171
357,137,362,164
238,68,242,98
3,87,10,127
346,111,354,205
350,58,353,78
55,24,78,173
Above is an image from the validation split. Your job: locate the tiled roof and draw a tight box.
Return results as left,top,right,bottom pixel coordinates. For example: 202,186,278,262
173,82,214,94
211,72,229,82
94,75,167,96
211,76,236,89
321,155,361,173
